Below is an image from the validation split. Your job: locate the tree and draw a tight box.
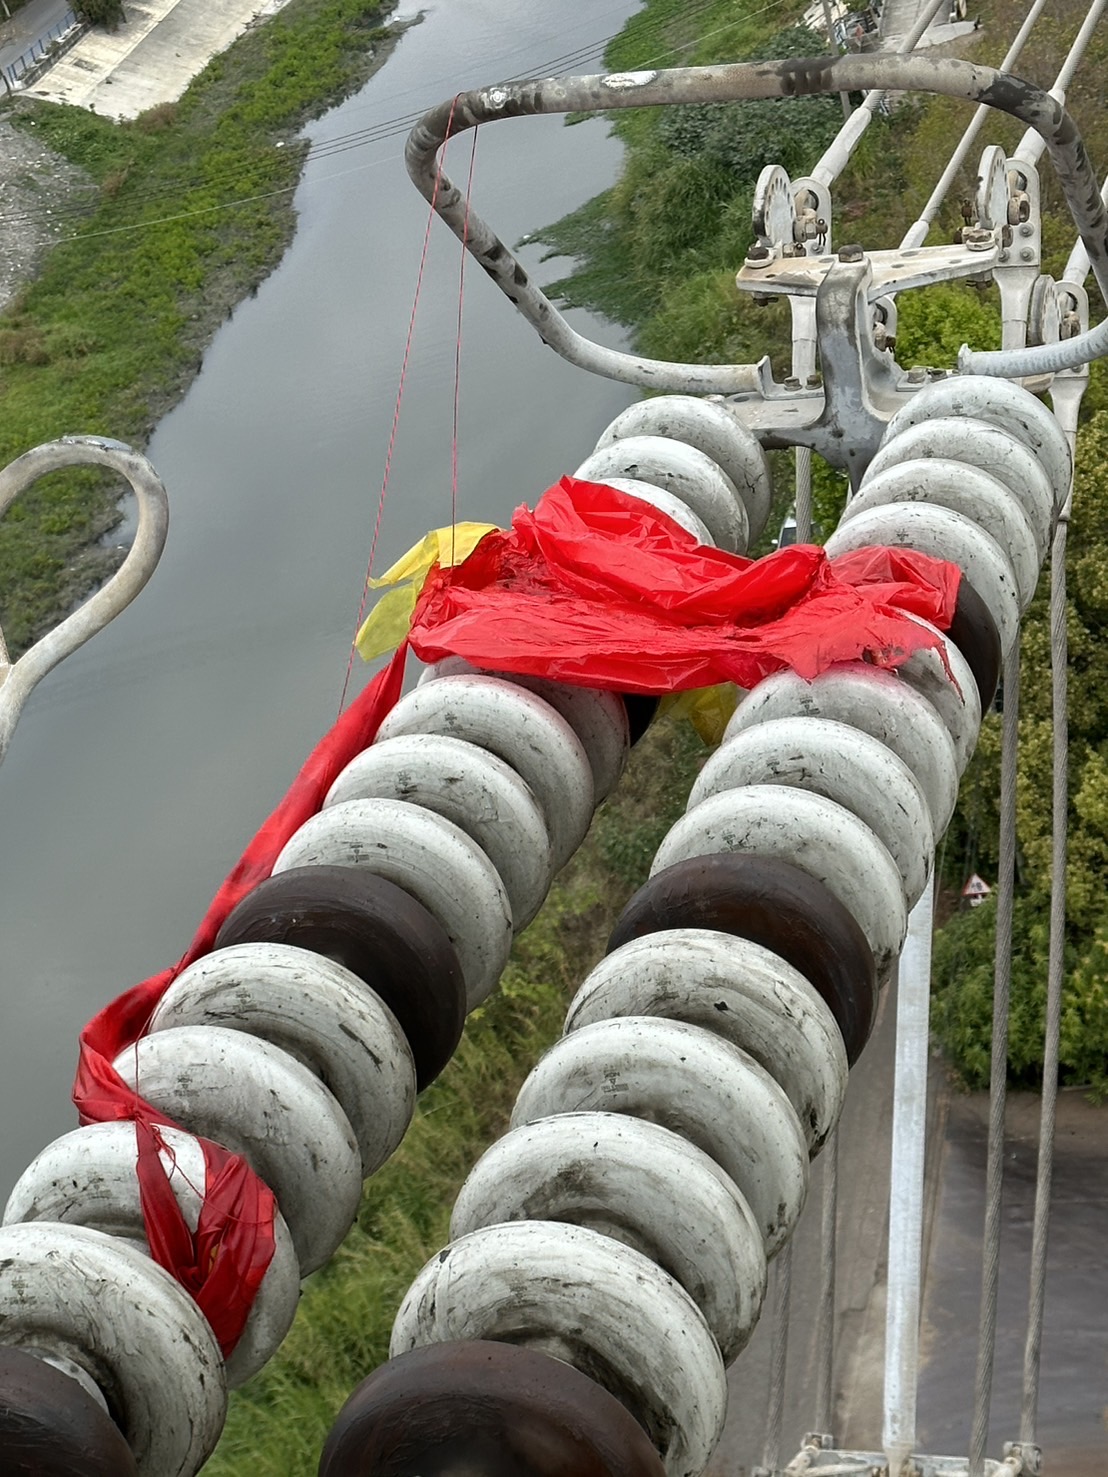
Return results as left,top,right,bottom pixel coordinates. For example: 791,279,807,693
74,0,125,29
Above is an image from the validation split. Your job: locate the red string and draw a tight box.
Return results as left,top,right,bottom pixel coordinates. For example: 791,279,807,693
450,126,479,563
339,96,463,713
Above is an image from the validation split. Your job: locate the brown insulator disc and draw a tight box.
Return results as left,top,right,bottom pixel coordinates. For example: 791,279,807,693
215,864,465,1090
607,852,877,1065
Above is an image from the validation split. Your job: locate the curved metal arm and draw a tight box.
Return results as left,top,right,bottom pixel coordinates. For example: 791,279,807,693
0,436,169,764
406,55,1108,390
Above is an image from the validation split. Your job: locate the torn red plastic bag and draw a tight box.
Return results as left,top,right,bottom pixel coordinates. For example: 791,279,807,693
72,644,408,1357
408,476,959,692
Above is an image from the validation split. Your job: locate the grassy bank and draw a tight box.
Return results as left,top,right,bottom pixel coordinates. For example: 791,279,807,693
0,0,403,657
206,714,706,1475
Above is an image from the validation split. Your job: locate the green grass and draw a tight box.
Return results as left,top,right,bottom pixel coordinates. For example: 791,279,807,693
0,0,402,657
206,714,706,1475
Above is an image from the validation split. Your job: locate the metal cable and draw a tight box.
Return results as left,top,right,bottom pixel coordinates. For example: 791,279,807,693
763,1242,795,1473
1020,498,1071,1443
814,1127,840,1435
968,630,1021,1476
795,447,813,544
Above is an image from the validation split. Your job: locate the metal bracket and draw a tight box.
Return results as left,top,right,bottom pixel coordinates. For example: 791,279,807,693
0,437,168,766
737,239,1002,300
982,148,1042,349
777,1447,1029,1477
733,258,926,482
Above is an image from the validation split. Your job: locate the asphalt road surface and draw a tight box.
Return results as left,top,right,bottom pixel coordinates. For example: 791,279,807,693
706,986,1107,1475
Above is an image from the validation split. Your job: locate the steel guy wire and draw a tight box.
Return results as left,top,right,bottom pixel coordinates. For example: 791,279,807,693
1021,493,1072,1444
968,629,1021,1477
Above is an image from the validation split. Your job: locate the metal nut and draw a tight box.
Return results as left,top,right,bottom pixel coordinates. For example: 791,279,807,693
963,228,994,252
837,243,864,263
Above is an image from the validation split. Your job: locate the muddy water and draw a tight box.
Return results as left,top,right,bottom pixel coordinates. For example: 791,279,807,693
0,0,642,1196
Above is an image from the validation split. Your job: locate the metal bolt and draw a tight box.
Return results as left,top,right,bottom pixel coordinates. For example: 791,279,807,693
907,366,927,384
999,249,1010,262
963,228,994,252
784,375,802,390
746,243,772,266
806,373,822,388
1020,247,1035,262
1019,222,1034,237
838,243,864,263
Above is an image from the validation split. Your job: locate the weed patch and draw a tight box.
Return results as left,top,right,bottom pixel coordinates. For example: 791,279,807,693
0,0,404,658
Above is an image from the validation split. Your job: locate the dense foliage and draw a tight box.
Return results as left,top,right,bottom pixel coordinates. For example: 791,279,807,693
73,0,125,27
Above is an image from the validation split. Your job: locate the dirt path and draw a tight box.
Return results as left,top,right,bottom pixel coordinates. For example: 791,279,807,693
0,115,96,312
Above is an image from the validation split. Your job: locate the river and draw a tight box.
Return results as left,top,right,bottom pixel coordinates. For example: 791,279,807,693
0,0,643,1198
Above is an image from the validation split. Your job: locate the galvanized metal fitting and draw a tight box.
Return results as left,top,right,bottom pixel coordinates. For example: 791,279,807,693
962,227,994,251
746,242,772,267
838,243,864,263
1003,1442,1042,1475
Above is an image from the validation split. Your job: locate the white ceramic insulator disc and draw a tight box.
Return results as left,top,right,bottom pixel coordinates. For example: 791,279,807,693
653,785,907,975
376,676,594,871
324,733,553,930
823,501,1020,658
575,435,749,554
450,1111,766,1365
415,660,629,806
883,376,1071,508
511,1016,808,1257
725,664,960,837
689,715,934,908
149,943,416,1178
3,1121,300,1389
842,459,1041,610
112,1025,362,1276
862,415,1056,558
0,1221,227,1476
273,797,513,1010
597,476,716,544
566,929,847,1154
595,395,773,541
894,616,982,773
391,1219,727,1477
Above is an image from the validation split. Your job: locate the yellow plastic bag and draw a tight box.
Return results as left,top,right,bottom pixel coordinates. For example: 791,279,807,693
660,683,739,746
355,522,497,660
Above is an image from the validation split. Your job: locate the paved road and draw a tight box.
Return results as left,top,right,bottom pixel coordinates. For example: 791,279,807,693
0,0,75,78
916,1091,1108,1475
706,987,1107,1475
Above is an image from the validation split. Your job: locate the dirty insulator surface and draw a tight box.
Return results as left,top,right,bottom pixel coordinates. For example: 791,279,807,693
945,577,1002,713
318,1339,667,1476
214,866,465,1090
0,1347,138,1477
608,853,877,1066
